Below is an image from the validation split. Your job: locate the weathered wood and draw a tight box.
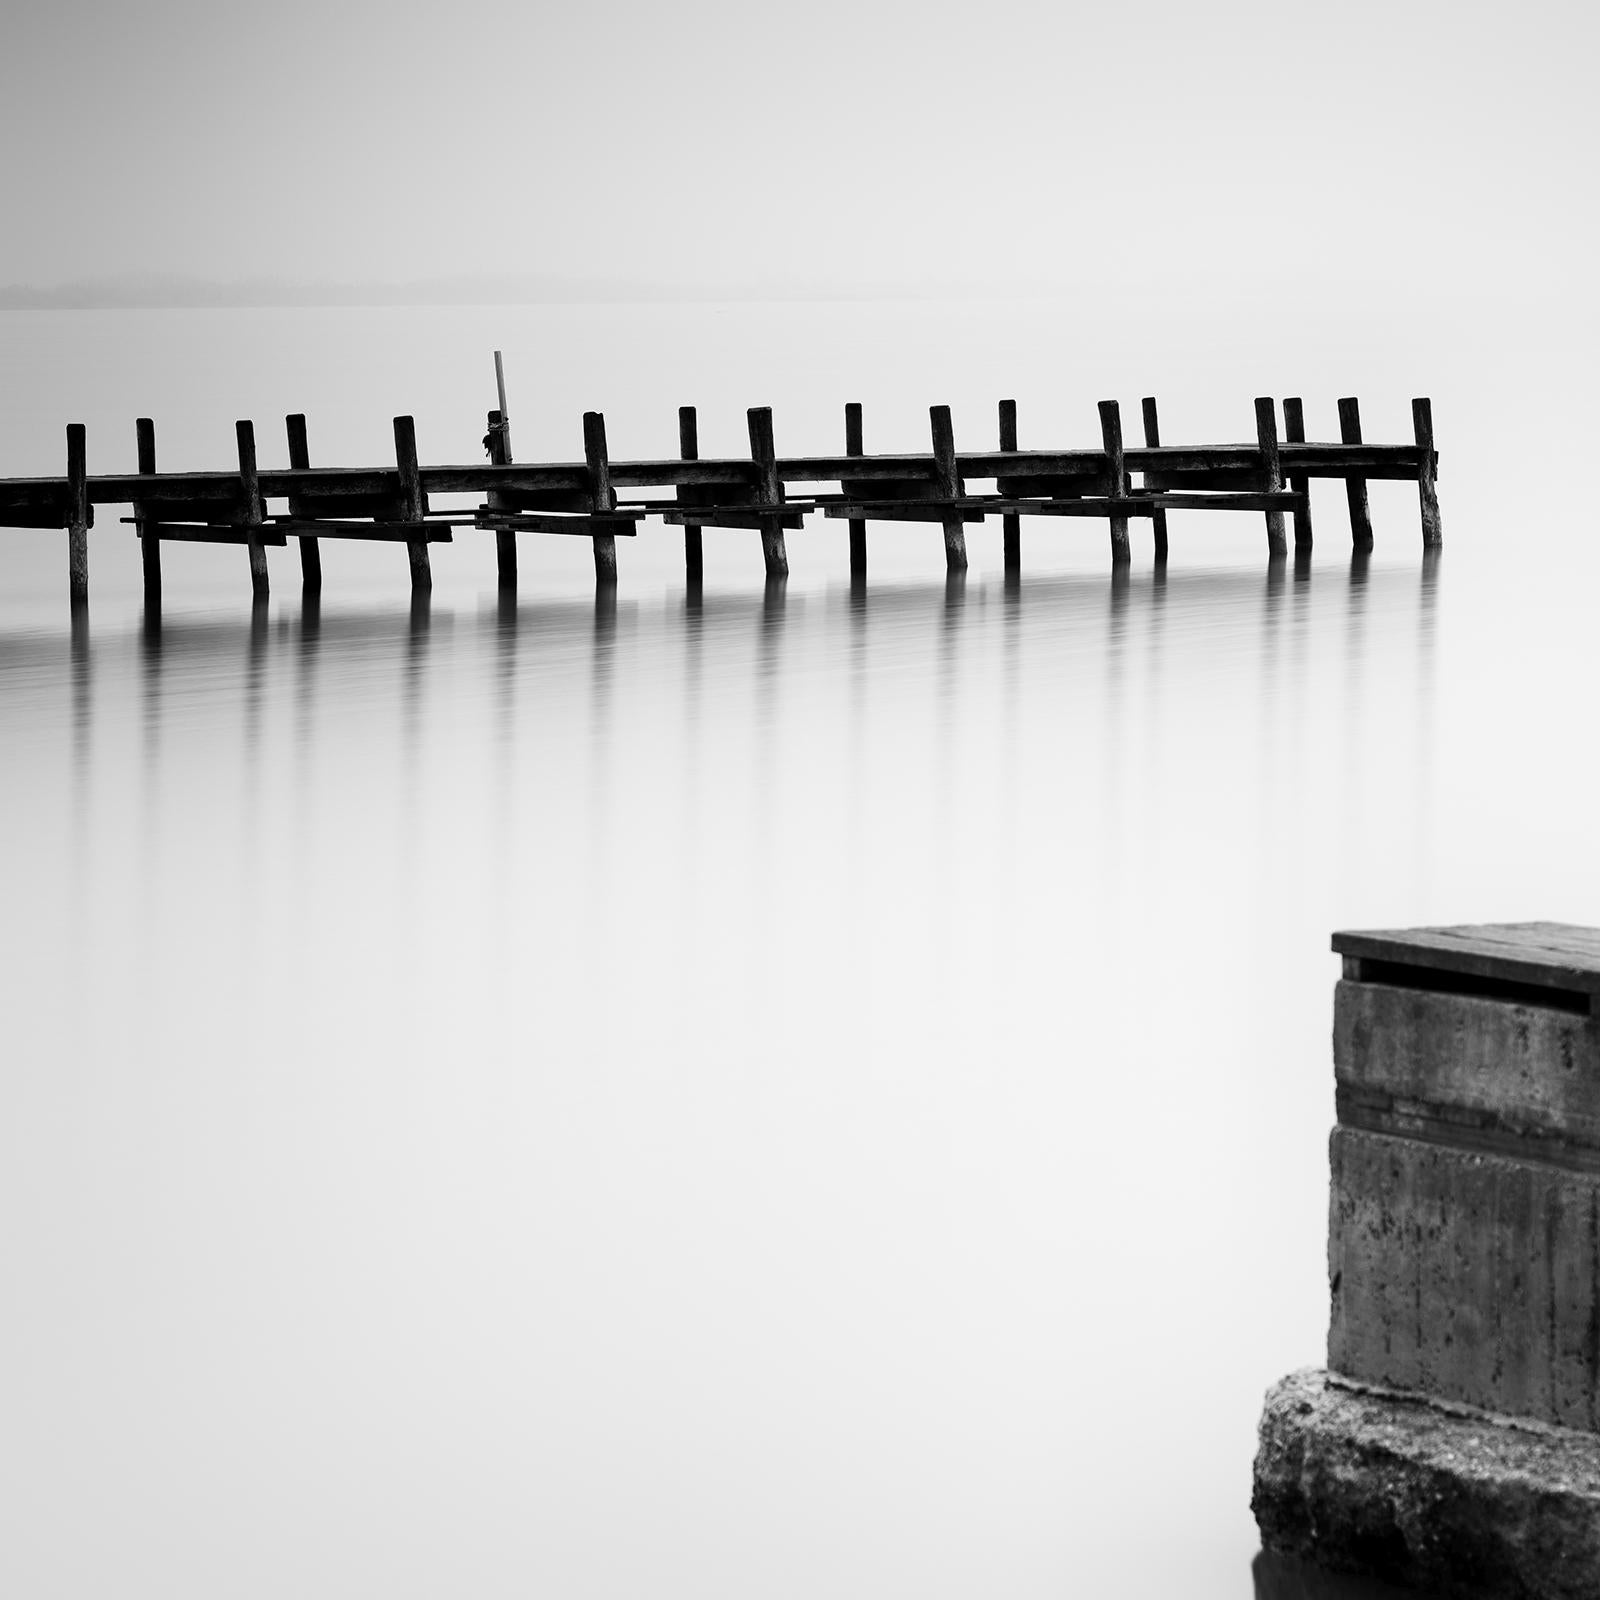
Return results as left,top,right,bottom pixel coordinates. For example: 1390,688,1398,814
1338,397,1374,550
679,406,703,582
845,402,866,576
999,399,1020,572
476,511,639,538
1413,397,1442,548
747,407,789,579
393,416,431,591
1255,397,1288,557
929,405,969,572
235,420,269,598
1283,397,1313,552
64,424,90,607
1098,401,1131,565
485,408,516,590
584,411,618,584
285,414,323,593
135,418,160,602
1140,398,1168,563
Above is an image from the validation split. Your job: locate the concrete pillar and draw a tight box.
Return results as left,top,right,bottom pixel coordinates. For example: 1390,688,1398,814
1254,922,1600,1598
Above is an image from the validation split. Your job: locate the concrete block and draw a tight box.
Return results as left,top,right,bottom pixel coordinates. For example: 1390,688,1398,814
1254,1369,1600,1600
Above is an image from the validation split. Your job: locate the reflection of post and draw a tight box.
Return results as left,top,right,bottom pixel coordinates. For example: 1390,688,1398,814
1255,397,1287,558
1282,398,1313,554
285,413,323,594
679,405,703,584
999,399,1020,574
236,420,269,599
1098,401,1130,565
1338,397,1374,551
845,402,866,577
583,411,618,586
66,423,89,609
393,415,431,592
136,418,161,604
929,405,968,572
1140,398,1167,565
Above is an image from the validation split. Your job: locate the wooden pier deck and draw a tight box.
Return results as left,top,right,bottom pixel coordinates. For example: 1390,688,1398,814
0,395,1441,609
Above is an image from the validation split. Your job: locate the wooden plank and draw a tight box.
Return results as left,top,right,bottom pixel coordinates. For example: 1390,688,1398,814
1332,923,1600,999
661,507,808,530
930,405,969,572
1282,397,1313,552
393,415,431,591
679,405,703,582
821,503,987,523
999,399,1020,573
235,420,269,599
1141,397,1168,563
135,418,160,602
584,411,618,584
845,402,866,576
1255,396,1288,557
1338,397,1375,550
269,518,455,542
475,510,640,538
285,413,323,593
486,407,516,590
130,522,288,546
748,406,789,579
1098,401,1131,565
1413,397,1442,548
67,424,88,607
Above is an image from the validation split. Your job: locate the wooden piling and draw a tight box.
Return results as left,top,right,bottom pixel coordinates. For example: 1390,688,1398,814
1255,397,1288,558
999,399,1021,573
485,408,516,590
583,411,618,585
845,402,867,577
1413,397,1442,548
679,405,703,582
1098,401,1131,565
66,423,88,607
393,416,431,591
133,417,161,604
1140,398,1168,564
747,407,790,580
1283,397,1313,553
929,406,969,572
285,414,323,594
1338,397,1375,550
235,420,269,598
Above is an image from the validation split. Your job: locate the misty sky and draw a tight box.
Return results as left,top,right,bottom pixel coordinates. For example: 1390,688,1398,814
3,0,1596,299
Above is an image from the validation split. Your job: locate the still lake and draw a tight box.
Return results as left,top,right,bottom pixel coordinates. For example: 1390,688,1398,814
1,299,1594,1599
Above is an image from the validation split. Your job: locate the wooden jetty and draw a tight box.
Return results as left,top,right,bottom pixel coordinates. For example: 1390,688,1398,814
0,396,1441,609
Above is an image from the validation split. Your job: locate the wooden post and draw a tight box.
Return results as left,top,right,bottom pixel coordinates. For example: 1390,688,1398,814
1338,397,1374,551
135,418,160,603
583,411,618,585
999,399,1021,573
929,405,969,572
1282,397,1313,552
236,420,269,599
1140,397,1168,564
485,408,516,590
845,402,866,577
285,413,323,594
679,405,703,582
1098,401,1131,566
1255,396,1288,557
747,407,789,580
66,423,88,608
393,416,431,591
1413,397,1442,549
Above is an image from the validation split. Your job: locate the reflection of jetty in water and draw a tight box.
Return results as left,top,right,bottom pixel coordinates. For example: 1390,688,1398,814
1,393,1441,610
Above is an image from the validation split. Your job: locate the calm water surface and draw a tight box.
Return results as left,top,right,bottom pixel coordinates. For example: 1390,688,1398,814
1,303,1594,1599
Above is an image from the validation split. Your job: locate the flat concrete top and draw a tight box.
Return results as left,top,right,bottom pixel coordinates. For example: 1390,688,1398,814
1334,921,1600,996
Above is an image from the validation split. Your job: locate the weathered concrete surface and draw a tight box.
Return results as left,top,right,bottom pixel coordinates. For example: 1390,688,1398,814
1328,1128,1600,1430
1253,1369,1600,1599
1335,981,1600,1161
